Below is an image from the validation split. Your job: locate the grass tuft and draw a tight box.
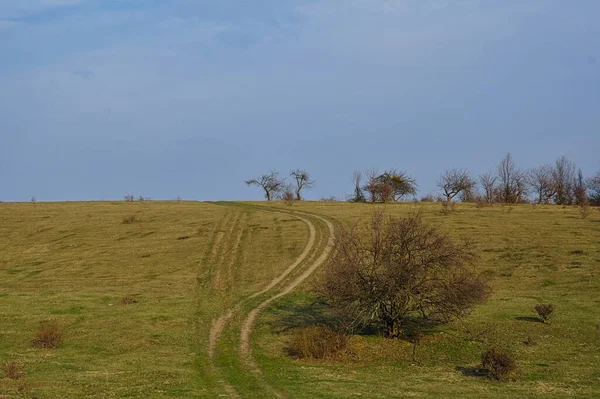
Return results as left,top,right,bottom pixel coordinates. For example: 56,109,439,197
2,360,25,380
32,320,62,349
122,215,139,224
120,296,138,305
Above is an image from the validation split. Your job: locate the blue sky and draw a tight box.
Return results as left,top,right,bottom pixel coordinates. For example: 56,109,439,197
1,0,599,201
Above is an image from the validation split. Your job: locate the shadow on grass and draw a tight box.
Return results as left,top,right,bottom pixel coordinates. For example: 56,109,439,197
268,297,441,338
456,366,489,378
515,316,543,323
268,298,352,333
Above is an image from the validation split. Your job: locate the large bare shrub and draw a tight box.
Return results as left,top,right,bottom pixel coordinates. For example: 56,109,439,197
320,211,490,338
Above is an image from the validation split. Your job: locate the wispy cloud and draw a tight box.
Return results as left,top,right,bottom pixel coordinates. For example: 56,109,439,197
0,0,88,19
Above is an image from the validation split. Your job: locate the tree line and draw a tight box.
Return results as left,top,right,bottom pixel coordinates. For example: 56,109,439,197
246,153,600,206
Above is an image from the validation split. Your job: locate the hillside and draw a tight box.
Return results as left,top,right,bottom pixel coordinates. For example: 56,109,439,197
1,201,599,398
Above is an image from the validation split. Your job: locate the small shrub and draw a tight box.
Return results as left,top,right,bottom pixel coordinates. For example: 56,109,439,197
32,320,62,349
535,304,554,323
288,326,349,360
120,296,138,305
481,347,517,381
2,360,25,379
579,203,592,219
122,215,138,224
440,201,456,215
523,335,536,346
282,190,295,206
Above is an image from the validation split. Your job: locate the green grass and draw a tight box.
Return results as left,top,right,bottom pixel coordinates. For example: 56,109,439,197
1,201,599,398
252,202,600,398
0,201,309,397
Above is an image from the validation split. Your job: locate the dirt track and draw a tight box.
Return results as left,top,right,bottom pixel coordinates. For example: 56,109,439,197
207,210,334,397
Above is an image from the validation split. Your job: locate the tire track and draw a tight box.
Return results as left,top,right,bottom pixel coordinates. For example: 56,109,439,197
206,208,334,398
239,215,335,395
208,214,316,360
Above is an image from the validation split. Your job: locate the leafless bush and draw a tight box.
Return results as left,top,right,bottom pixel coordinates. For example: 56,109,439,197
579,203,592,219
122,215,139,224
535,304,554,323
124,194,135,202
32,320,62,349
320,196,338,202
282,189,296,206
320,211,489,338
481,347,517,381
120,296,138,305
288,326,349,360
440,200,456,215
2,360,25,379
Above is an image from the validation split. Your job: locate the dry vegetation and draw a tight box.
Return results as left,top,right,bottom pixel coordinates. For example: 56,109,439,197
32,320,62,349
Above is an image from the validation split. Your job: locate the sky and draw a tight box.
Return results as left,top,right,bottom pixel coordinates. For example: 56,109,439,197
1,0,599,202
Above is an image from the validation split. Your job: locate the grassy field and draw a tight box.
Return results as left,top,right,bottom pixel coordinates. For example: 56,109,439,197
1,201,599,398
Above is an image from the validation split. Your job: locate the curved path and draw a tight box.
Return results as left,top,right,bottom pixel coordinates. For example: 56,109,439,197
240,215,334,371
207,209,334,397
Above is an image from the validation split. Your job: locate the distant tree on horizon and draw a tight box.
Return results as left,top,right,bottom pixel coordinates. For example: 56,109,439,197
479,172,497,205
290,169,315,201
363,168,417,203
245,171,284,201
497,153,527,203
438,168,476,202
528,164,555,204
587,170,600,206
552,156,577,205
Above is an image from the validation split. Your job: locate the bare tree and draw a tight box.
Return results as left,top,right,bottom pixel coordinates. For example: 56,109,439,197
574,169,588,206
497,153,527,203
364,169,417,203
552,156,577,205
479,172,497,205
320,210,490,338
350,170,366,203
438,168,476,202
290,169,314,201
528,165,555,204
245,171,284,201
363,167,380,203
587,170,600,206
